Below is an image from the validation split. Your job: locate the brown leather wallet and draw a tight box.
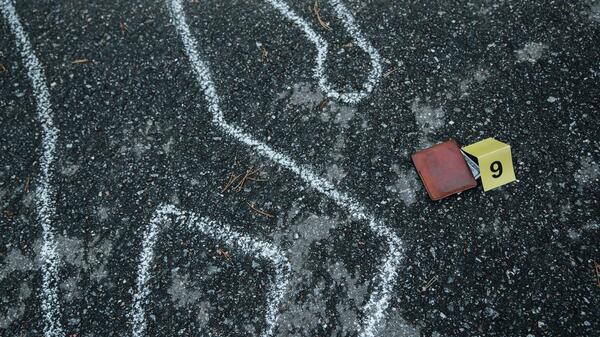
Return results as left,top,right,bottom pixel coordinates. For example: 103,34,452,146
411,139,477,200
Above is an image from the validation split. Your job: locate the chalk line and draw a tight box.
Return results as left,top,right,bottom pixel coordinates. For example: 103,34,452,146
1,1,63,336
166,0,404,336
131,204,291,337
265,0,382,105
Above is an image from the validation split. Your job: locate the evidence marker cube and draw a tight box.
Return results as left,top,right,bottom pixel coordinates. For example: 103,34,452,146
462,138,516,191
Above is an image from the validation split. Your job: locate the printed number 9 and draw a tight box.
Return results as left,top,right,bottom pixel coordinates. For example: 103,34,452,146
490,161,503,178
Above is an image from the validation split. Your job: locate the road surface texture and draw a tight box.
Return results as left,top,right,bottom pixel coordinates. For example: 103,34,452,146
1,0,599,336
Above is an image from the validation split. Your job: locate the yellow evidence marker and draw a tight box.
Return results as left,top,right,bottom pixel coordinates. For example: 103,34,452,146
462,138,516,191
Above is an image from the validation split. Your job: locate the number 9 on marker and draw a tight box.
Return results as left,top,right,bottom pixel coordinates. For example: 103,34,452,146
462,138,516,191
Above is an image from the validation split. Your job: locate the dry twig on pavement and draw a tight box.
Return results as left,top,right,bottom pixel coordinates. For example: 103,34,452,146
247,202,274,218
313,1,331,31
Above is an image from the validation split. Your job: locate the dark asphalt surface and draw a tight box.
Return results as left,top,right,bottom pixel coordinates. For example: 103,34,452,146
1,0,599,336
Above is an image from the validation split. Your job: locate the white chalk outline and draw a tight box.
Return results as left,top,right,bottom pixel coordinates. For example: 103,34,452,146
265,0,382,104
1,1,63,336
130,204,291,337
167,0,404,336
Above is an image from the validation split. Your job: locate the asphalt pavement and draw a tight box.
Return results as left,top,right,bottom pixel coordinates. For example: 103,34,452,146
1,0,599,336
